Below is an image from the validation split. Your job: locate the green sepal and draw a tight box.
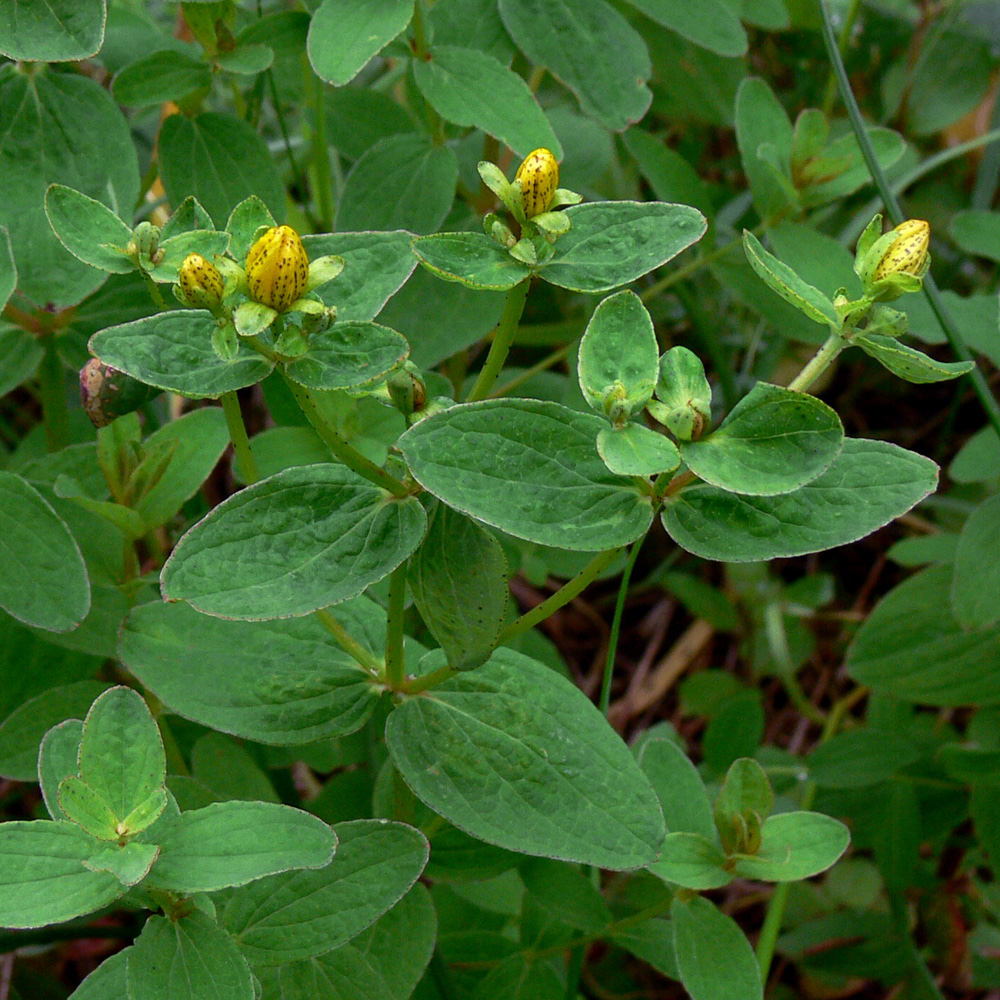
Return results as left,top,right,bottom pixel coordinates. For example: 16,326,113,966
212,321,240,362
654,346,712,441
305,254,345,293
234,300,278,337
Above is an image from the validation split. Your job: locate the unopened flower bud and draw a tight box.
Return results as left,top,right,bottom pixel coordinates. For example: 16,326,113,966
515,148,559,219
246,225,309,311
80,359,160,428
178,253,224,310
872,220,929,281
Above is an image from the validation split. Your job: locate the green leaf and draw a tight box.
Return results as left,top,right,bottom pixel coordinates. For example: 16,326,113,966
89,311,275,398
84,840,160,887
622,129,714,218
411,231,533,290
337,135,457,235
385,647,665,869
715,757,772,830
578,290,659,413
612,920,678,980
649,832,731,889
681,382,843,496
735,77,793,220
58,776,119,840
671,894,763,1000
807,729,920,789
134,407,230,530
653,345,713,441
637,737,716,840
0,68,138,307
498,0,651,131
0,471,90,632
398,399,652,550
112,49,212,106
952,494,1000,631
848,565,1000,705
0,681,107,782
307,0,413,85
222,819,429,966
0,0,105,61
162,464,426,619
302,232,418,322
44,185,133,274
0,326,39,397
146,801,336,893
950,209,1000,264
283,322,409,391
0,820,124,928
76,686,165,827
800,128,906,207
662,438,938,562
540,201,706,293
159,112,285,227
409,505,509,671
626,0,746,56
413,45,562,159
732,811,849,882
597,425,681,476
39,719,84,822
270,883,436,1000
68,949,129,1000
854,333,974,384
520,858,612,932
120,600,380,744
742,231,839,327
127,911,254,1000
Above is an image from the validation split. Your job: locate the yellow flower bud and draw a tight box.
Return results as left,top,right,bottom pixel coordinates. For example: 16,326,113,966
515,148,559,219
872,219,930,281
245,225,309,311
178,253,224,310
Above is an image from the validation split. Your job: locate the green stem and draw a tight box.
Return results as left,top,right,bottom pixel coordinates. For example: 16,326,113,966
282,374,410,497
315,607,383,676
38,337,69,452
220,391,259,485
465,278,531,402
764,603,827,727
498,548,621,644
599,539,643,717
304,64,335,231
820,0,1000,446
384,561,408,687
140,270,168,310
786,332,845,393
820,0,863,114
402,661,455,695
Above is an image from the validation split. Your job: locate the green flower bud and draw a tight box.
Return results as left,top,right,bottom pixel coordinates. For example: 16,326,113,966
515,147,559,219
246,225,309,311
177,253,225,310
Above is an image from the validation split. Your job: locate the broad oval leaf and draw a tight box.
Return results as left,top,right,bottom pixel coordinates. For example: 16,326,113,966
303,231,418,322
628,0,747,57
161,464,426,619
597,425,681,477
952,494,1000,631
385,647,666,869
0,68,138,307
44,185,133,274
498,0,651,131
412,231,533,290
0,820,124,928
848,565,1000,705
0,471,90,632
112,49,212,107
731,811,850,882
399,398,653,550
648,832,731,890
662,438,938,562
539,201,707,293
223,819,430,966
671,894,763,1000
307,0,413,85
681,382,843,496
283,321,409,391
0,0,106,63
145,800,337,893
120,600,380,744
126,911,254,1000
89,311,275,399
413,45,561,159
